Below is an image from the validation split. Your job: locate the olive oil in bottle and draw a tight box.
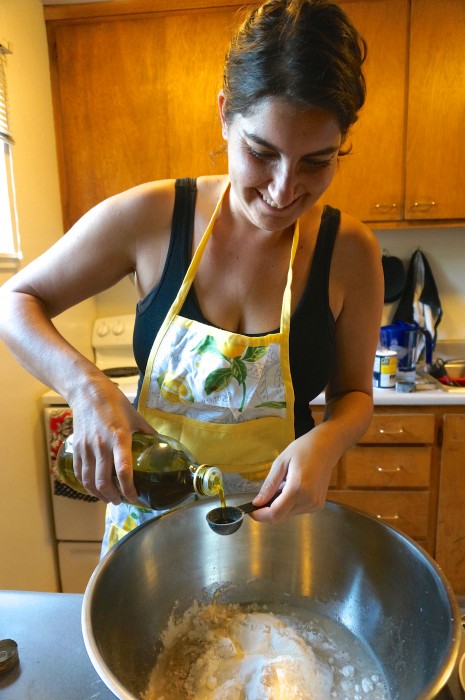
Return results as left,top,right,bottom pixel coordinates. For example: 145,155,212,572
57,431,224,510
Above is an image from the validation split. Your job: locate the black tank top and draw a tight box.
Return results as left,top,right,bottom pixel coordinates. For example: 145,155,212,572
134,178,338,437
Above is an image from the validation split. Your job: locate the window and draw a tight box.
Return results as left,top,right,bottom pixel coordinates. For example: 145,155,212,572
0,43,21,270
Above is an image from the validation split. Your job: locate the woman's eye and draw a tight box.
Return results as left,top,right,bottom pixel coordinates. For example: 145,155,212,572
246,145,274,160
303,158,333,170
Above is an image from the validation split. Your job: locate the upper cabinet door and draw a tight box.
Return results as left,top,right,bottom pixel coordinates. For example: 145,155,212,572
48,8,235,229
405,0,465,220
321,0,409,222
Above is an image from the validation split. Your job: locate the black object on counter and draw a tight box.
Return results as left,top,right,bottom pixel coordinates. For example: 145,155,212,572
0,639,19,676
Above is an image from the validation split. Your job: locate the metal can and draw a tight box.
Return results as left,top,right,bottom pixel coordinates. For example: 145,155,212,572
373,350,397,388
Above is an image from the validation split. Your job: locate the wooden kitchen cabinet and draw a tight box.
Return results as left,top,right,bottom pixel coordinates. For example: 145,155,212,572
325,0,465,223
435,414,465,594
322,0,409,223
46,5,237,228
314,410,438,551
405,0,465,220
313,404,465,593
45,0,465,229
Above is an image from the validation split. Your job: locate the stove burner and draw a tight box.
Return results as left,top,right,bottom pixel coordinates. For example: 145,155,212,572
102,366,139,378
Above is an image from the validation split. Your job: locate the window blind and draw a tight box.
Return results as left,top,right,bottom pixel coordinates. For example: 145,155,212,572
0,42,21,268
0,44,13,144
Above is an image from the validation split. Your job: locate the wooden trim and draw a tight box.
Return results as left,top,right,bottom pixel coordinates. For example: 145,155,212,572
435,414,465,594
43,0,257,22
45,24,68,231
369,219,465,230
43,0,394,22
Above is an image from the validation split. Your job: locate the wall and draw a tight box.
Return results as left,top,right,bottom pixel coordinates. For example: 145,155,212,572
0,0,96,591
376,226,465,340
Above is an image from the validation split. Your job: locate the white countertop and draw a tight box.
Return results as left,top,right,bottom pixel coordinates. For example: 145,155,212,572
311,385,465,407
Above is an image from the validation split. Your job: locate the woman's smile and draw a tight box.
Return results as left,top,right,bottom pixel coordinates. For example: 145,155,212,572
260,191,299,210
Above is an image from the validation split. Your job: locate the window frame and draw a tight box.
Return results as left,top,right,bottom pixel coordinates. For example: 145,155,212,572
0,43,21,271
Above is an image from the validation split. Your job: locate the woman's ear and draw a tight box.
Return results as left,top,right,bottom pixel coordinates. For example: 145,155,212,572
218,90,229,140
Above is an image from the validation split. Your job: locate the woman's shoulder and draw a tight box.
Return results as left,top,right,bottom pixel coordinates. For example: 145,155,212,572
119,175,228,218
113,178,177,222
332,209,382,276
309,206,379,257
196,175,229,201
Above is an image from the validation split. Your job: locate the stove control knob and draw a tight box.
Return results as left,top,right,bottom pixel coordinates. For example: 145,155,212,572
112,321,124,336
96,322,109,337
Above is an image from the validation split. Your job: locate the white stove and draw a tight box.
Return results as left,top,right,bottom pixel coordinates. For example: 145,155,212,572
41,314,139,592
42,314,139,406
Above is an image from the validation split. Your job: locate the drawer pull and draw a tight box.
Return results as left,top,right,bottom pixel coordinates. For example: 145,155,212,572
411,201,436,211
378,427,404,435
376,466,402,474
374,202,398,211
376,513,400,522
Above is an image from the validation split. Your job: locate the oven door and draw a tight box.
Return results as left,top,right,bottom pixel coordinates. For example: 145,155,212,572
43,406,107,542
43,406,107,592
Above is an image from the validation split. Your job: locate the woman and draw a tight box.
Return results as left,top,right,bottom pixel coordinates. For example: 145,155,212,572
0,0,383,550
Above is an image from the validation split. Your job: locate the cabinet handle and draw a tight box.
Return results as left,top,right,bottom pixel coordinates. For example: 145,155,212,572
376,513,400,522
410,201,436,211
374,203,398,211
378,427,404,435
376,466,402,474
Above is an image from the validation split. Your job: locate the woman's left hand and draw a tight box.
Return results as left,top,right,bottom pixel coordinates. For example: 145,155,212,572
250,424,336,522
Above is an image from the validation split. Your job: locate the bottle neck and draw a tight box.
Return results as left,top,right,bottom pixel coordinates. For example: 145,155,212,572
192,465,223,498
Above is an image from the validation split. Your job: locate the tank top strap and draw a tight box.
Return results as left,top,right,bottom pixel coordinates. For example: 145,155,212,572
173,177,197,271
308,205,341,293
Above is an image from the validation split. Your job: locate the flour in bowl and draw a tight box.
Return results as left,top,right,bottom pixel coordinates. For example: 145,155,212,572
143,601,390,700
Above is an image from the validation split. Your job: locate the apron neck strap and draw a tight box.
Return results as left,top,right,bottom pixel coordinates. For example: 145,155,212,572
171,178,299,336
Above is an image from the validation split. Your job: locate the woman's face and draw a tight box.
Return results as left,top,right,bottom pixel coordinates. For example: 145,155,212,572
219,93,342,232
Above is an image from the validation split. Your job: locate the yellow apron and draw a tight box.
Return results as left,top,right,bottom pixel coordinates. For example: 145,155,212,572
139,181,297,475
102,181,298,552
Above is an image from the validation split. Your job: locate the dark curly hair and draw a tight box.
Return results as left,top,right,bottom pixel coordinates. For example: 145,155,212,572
223,0,366,143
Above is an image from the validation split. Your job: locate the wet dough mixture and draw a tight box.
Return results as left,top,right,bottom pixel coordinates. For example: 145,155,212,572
143,602,333,700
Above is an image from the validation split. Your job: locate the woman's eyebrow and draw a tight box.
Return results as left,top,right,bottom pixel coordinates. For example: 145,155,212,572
243,130,340,157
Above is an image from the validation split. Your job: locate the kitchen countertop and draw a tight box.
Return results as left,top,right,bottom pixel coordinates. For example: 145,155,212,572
1,590,463,699
0,590,115,700
311,385,465,406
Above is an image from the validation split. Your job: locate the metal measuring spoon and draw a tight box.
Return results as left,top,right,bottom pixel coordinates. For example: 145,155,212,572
206,496,277,536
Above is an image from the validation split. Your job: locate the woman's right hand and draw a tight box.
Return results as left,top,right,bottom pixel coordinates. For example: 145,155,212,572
67,371,155,505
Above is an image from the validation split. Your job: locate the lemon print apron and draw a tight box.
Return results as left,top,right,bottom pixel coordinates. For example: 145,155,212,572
102,182,298,553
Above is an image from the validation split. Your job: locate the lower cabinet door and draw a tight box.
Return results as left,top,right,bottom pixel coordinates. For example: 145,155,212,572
58,541,102,593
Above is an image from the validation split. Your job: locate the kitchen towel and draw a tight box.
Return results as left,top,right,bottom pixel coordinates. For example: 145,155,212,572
392,249,442,349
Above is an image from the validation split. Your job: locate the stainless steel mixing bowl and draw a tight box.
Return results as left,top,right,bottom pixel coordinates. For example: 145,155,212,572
82,498,460,699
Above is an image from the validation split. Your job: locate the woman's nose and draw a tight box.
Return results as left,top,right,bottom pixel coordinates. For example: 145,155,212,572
268,163,298,208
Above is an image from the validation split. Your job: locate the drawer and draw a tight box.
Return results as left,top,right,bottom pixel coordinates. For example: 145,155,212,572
359,414,435,444
328,490,429,540
344,446,431,488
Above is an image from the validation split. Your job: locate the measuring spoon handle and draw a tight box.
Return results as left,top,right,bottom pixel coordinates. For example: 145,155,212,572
238,494,279,514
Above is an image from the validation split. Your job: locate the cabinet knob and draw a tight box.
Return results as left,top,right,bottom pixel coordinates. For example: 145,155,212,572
378,427,405,435
376,466,402,474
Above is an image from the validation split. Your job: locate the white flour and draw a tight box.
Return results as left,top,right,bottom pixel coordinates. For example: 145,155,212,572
143,601,390,700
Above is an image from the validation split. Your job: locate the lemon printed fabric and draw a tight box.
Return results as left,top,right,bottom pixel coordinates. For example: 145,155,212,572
144,316,285,424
